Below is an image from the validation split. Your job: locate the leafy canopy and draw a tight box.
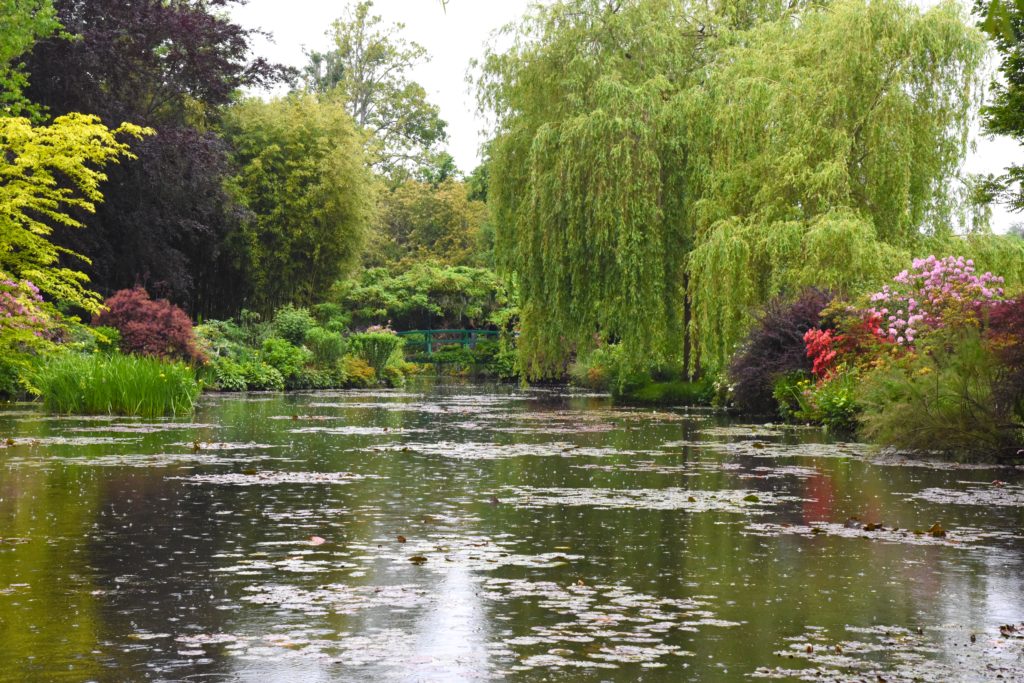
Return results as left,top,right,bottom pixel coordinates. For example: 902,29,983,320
303,0,447,176
976,0,1024,211
479,0,988,378
0,0,60,115
223,93,377,314
331,263,510,330
367,179,488,269
25,0,282,127
0,114,150,313
21,0,286,315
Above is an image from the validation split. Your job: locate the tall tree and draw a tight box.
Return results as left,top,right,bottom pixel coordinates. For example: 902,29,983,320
0,0,60,115
977,0,1024,211
22,0,284,316
478,0,724,379
685,0,985,370
0,114,148,313
367,179,487,269
26,0,280,127
303,0,447,176
223,94,377,314
479,0,987,379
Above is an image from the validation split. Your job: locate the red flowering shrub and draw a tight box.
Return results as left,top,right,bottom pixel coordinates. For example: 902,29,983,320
94,288,204,363
803,328,843,379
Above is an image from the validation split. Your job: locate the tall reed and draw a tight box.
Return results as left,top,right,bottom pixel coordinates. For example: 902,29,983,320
35,353,200,418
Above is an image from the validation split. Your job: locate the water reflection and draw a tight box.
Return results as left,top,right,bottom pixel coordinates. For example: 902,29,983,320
0,381,1022,681
409,565,492,681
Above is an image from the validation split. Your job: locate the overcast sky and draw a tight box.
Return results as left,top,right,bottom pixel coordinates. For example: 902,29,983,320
231,0,1021,232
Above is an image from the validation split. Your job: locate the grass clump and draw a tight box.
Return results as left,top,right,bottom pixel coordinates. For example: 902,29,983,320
35,353,200,418
619,379,716,406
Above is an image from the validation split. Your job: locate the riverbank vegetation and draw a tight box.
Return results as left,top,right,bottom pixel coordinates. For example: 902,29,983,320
1,0,1022,457
749,257,1024,460
34,352,200,418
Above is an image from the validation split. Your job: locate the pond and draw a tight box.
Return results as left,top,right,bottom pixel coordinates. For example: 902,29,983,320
1,380,1023,682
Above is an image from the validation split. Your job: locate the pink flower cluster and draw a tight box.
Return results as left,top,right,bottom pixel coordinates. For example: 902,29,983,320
868,256,1005,346
1,274,46,332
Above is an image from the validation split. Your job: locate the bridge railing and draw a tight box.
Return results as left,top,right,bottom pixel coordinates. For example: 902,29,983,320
395,329,500,355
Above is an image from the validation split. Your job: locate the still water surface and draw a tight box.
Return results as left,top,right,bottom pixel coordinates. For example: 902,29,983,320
1,381,1023,681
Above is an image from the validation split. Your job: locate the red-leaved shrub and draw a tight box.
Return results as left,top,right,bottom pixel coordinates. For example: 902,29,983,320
728,288,835,414
986,296,1024,420
94,288,204,363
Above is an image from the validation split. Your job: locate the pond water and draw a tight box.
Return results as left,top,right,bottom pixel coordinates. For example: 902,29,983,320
1,381,1023,682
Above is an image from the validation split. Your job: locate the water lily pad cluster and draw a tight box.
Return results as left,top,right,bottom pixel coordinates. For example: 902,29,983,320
482,578,739,671
752,624,1024,682
912,485,1024,508
496,486,798,513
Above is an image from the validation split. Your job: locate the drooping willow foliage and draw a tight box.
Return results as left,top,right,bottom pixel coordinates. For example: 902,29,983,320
478,0,710,379
479,0,1014,378
683,0,987,370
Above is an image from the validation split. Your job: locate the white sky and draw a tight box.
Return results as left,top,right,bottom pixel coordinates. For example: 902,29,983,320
231,0,1022,232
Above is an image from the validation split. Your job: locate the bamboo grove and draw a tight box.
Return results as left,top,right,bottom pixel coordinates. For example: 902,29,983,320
478,0,1024,379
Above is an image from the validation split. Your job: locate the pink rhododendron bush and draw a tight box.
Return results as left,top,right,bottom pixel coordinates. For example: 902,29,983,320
0,272,66,395
735,256,1023,461
867,256,1004,345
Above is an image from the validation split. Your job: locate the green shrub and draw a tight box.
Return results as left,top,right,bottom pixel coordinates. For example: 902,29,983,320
290,366,347,390
34,353,200,418
423,345,475,366
381,363,407,387
772,370,860,431
210,357,248,392
569,344,661,396
490,346,519,380
809,372,860,431
349,331,404,377
772,372,813,421
0,331,39,398
260,337,312,383
570,345,626,391
241,360,285,391
272,305,317,345
305,326,346,365
858,330,1018,459
194,319,248,359
340,354,375,387
238,309,271,347
91,326,122,354
311,303,351,332
467,340,500,370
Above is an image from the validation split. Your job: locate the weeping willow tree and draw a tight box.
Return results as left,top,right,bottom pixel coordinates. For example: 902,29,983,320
478,0,791,379
684,0,987,370
481,0,993,379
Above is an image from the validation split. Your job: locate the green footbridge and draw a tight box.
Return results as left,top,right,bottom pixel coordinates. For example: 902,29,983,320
395,329,499,355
